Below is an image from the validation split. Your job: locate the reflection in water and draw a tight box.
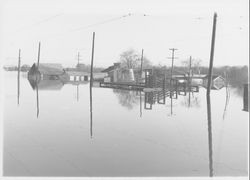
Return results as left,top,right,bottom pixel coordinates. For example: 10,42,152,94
17,69,20,106
223,85,230,120
113,89,139,110
76,85,79,101
36,85,39,118
144,92,153,110
140,91,142,117
181,92,201,108
4,72,248,176
206,93,213,177
170,96,173,116
90,82,93,138
27,78,90,118
29,79,64,91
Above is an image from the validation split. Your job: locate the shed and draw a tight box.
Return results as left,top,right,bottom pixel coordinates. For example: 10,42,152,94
203,75,225,90
28,63,67,81
102,63,135,83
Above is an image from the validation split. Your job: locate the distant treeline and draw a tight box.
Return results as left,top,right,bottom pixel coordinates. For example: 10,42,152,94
65,63,104,73
3,64,30,72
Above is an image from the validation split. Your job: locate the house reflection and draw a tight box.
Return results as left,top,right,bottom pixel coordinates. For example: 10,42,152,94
28,79,64,91
28,78,88,92
27,78,89,118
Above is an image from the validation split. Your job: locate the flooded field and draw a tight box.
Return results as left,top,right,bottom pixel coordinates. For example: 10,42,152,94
3,71,248,177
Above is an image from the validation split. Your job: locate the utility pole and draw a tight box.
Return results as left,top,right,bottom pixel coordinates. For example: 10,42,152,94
77,52,81,66
206,12,217,177
37,42,41,67
189,56,192,78
188,56,192,89
89,32,95,139
168,48,178,98
207,13,217,96
168,48,178,81
188,56,192,107
90,32,95,87
140,49,144,77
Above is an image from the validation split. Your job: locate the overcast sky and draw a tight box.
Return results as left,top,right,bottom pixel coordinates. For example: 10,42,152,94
0,0,248,68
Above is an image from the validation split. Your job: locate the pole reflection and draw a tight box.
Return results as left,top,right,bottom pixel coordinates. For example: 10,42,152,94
17,69,20,106
90,83,93,138
223,85,230,120
170,96,173,115
140,91,142,117
77,84,79,102
206,93,213,177
36,85,39,118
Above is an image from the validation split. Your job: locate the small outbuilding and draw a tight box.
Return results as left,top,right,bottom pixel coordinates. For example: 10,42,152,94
203,75,225,90
28,63,68,82
102,63,135,83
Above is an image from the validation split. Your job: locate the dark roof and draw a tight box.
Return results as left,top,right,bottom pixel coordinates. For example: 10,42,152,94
203,85,224,90
203,75,224,80
31,63,65,75
101,65,115,73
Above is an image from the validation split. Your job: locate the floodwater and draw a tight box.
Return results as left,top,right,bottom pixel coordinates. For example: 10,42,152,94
3,71,248,177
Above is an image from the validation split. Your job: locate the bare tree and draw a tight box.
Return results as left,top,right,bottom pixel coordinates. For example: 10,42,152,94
181,58,202,74
119,49,152,69
120,49,139,69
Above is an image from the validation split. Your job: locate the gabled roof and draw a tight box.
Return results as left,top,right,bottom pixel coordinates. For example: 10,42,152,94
203,85,224,90
31,63,64,75
203,74,224,80
101,63,121,73
101,65,115,73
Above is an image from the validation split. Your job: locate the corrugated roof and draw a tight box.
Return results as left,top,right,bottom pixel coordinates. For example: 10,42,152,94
203,74,224,80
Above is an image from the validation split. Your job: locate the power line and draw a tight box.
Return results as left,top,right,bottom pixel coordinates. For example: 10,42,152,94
69,13,132,32
40,13,134,41
13,13,64,33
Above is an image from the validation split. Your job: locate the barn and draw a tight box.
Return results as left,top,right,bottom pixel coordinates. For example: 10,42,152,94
28,63,69,82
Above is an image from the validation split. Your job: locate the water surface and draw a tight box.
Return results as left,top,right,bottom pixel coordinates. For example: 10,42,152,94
3,71,248,177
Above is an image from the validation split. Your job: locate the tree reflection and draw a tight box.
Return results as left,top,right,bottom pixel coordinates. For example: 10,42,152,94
180,92,201,108
113,89,140,110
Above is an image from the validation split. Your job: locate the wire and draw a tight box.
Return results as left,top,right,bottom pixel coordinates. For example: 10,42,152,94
13,13,64,33
69,13,133,32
